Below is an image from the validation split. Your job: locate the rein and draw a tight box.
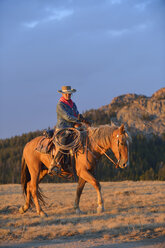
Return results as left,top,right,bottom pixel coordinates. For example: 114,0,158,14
97,144,119,168
88,132,122,168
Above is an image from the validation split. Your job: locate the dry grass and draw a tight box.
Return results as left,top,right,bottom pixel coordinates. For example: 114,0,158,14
0,181,165,245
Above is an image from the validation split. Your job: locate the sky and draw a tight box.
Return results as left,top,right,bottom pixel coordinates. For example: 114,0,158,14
0,0,165,139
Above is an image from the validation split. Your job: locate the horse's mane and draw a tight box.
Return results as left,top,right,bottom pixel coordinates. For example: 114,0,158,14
88,124,118,148
87,124,132,148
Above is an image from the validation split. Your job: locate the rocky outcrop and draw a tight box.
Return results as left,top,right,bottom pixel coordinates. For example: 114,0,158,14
152,87,165,99
100,88,165,136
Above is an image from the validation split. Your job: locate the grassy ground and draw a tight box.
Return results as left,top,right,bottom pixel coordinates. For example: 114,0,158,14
0,181,165,245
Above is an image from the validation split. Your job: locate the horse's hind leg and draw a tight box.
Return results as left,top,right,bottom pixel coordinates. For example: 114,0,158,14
74,177,86,214
19,181,31,214
30,176,46,217
20,172,47,217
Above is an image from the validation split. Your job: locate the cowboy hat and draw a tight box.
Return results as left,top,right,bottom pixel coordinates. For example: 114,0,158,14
57,86,76,94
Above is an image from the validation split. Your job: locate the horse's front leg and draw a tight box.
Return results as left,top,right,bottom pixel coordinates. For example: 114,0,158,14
96,181,104,214
74,177,86,214
80,169,104,214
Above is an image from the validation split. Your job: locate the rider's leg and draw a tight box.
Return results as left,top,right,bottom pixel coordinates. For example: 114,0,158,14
48,131,69,174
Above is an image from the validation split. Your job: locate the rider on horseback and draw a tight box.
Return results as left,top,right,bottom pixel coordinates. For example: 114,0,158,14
48,85,85,174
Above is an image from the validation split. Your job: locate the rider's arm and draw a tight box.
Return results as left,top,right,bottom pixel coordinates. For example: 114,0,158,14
73,102,79,117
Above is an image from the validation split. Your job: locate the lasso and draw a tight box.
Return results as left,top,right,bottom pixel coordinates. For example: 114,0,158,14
53,128,82,154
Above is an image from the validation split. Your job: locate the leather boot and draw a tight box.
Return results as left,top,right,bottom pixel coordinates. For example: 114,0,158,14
48,151,62,174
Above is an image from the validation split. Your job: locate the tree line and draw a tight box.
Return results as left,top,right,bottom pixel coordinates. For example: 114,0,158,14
0,111,165,184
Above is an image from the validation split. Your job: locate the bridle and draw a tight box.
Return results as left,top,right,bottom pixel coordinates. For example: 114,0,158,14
98,134,123,168
90,133,127,168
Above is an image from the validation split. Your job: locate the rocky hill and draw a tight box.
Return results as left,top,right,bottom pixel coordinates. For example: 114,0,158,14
92,88,165,137
1,88,165,184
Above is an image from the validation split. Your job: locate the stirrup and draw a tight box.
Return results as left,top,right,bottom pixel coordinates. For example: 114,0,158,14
53,165,61,175
48,163,61,175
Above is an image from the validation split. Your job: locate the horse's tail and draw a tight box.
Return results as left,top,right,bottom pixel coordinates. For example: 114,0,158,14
21,155,46,206
21,156,30,196
21,156,33,206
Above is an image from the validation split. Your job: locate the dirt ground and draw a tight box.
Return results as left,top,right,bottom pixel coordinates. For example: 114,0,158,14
0,181,165,247
1,235,165,248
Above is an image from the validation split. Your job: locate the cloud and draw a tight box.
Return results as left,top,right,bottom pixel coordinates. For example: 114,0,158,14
45,8,74,21
23,21,39,29
22,8,74,29
110,0,121,5
134,0,152,11
108,28,129,37
135,23,148,31
107,23,149,37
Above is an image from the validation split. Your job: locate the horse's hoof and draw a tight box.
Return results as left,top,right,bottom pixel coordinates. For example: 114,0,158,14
39,211,47,218
75,208,84,215
19,206,25,214
97,206,104,214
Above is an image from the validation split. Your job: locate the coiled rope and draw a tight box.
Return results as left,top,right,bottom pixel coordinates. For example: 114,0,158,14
53,128,82,154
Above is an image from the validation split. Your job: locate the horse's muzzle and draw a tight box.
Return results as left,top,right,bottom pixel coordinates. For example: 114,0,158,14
118,160,129,169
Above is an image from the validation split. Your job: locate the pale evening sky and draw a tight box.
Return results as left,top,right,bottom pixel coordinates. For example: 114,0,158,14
0,0,164,139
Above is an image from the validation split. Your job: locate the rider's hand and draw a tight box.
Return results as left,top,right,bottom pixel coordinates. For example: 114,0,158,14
78,114,84,121
82,117,92,126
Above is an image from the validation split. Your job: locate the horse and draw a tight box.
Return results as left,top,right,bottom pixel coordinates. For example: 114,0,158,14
19,124,131,217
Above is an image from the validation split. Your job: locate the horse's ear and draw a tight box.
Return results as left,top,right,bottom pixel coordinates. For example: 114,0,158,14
119,124,125,134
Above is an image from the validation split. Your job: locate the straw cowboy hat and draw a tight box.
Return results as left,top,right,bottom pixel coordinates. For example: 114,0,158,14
57,86,76,94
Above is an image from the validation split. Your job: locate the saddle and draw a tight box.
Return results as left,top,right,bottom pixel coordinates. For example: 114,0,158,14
36,129,55,153
36,127,87,180
36,136,54,154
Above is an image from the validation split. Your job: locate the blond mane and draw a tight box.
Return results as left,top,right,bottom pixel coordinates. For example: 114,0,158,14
88,124,132,147
88,124,118,148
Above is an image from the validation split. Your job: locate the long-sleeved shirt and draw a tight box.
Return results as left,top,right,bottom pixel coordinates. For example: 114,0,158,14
56,100,80,129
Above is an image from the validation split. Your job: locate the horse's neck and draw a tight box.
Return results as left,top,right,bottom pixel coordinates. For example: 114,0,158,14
88,128,113,155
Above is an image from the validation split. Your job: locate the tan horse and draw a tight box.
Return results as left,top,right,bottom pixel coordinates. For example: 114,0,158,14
19,124,130,217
